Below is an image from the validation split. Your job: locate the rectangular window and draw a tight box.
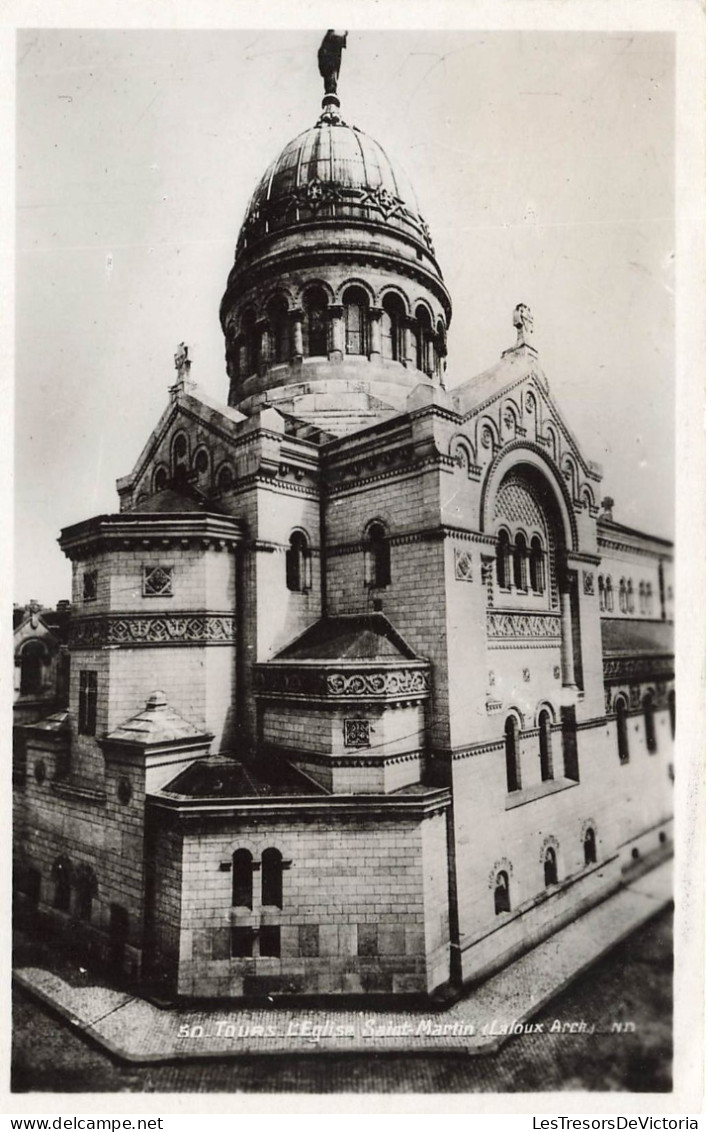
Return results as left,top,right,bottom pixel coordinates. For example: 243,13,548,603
259,926,281,958
83,570,98,602
143,565,174,597
78,670,98,736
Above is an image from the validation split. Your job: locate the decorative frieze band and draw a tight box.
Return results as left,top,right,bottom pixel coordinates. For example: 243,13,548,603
254,663,430,702
603,654,674,682
70,613,237,649
487,611,561,641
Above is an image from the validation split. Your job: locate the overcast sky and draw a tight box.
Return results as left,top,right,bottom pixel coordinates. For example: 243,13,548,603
15,27,675,606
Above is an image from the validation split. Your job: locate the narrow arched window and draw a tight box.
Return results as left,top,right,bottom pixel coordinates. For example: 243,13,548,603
668,690,675,738
583,828,597,866
232,849,253,909
638,582,646,615
303,287,328,357
216,464,234,493
605,577,614,612
52,857,72,912
598,575,605,611
266,296,289,365
415,305,433,373
627,579,635,614
172,432,189,476
513,533,528,590
504,715,521,792
286,531,311,593
538,709,553,782
343,286,369,356
365,522,391,589
619,578,627,613
381,294,405,362
496,530,511,589
494,871,511,915
530,537,545,594
153,466,169,494
543,847,558,887
616,696,629,763
20,641,44,696
643,691,657,753
646,583,653,616
261,848,283,909
75,865,97,923
241,309,257,375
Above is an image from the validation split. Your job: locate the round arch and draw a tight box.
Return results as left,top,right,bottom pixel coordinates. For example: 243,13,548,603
377,284,412,317
335,276,377,306
480,442,578,552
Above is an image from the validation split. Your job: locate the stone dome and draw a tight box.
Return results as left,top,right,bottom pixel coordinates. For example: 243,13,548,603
235,109,438,268
219,80,452,437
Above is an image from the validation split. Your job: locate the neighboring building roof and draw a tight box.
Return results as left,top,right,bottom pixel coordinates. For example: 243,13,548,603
275,614,420,661
597,517,673,553
601,619,674,657
104,692,212,747
159,755,326,799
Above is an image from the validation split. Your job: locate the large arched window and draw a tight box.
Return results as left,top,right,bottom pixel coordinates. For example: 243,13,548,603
496,530,511,589
303,287,328,357
231,849,253,909
530,537,545,594
619,578,627,613
286,531,311,593
513,533,528,591
605,576,614,612
583,827,597,866
538,709,553,782
643,690,657,753
343,286,369,356
381,294,406,362
543,847,558,887
364,521,391,589
261,848,283,909
504,715,521,792
494,871,511,915
20,641,44,696
266,296,289,365
616,696,629,763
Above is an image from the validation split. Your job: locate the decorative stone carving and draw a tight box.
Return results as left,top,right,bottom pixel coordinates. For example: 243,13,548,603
513,303,534,347
603,655,674,682
70,613,237,648
583,571,595,595
454,549,474,582
143,565,174,597
488,858,514,888
522,667,531,682
553,666,561,680
487,611,561,640
253,663,430,702
326,669,429,698
117,777,133,805
343,719,370,749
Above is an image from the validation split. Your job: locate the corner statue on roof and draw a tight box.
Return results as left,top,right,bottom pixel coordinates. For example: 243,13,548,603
318,29,347,96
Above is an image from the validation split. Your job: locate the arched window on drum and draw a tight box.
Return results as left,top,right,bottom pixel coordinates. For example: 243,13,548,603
266,296,289,365
343,286,369,356
303,287,329,358
381,294,405,362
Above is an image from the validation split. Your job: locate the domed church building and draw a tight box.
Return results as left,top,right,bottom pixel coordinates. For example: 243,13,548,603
15,33,674,1000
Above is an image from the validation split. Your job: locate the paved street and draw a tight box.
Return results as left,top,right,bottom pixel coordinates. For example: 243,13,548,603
12,906,672,1094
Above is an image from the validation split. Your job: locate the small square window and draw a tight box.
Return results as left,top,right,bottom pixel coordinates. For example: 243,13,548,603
231,927,253,958
83,571,98,602
143,565,174,597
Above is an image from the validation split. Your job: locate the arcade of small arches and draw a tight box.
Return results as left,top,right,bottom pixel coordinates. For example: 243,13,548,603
150,431,237,498
284,520,391,594
598,573,654,615
495,527,546,595
612,687,675,763
492,826,598,915
224,285,447,382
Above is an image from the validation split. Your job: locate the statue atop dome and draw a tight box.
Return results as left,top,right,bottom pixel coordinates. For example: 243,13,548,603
318,30,347,97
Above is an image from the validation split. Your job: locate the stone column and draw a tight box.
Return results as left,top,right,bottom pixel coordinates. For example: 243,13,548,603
403,318,417,368
289,308,304,363
559,571,577,689
328,304,344,361
369,307,383,358
256,318,269,376
425,335,435,377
